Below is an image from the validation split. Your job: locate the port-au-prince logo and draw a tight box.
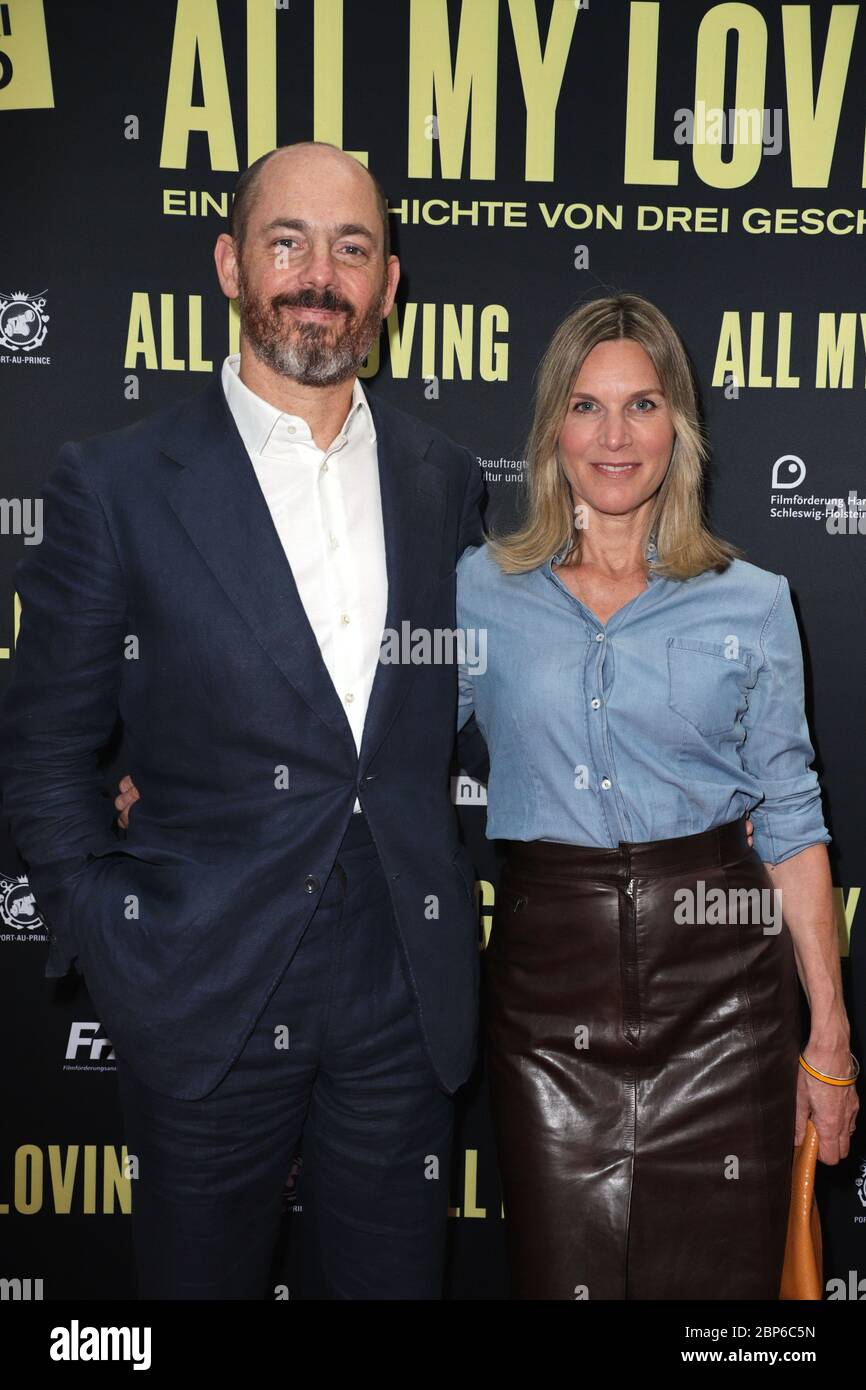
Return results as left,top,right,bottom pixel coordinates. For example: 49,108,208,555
0,290,49,353
0,873,45,933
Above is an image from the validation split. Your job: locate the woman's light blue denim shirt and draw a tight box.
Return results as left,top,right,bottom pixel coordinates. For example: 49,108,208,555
456,537,830,865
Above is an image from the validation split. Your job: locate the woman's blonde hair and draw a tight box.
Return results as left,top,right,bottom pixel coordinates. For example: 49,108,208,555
486,293,741,579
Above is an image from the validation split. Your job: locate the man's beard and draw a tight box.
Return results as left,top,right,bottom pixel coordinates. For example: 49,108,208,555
237,261,387,386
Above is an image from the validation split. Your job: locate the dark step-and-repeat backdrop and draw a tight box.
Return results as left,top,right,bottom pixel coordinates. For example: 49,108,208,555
1,0,863,1303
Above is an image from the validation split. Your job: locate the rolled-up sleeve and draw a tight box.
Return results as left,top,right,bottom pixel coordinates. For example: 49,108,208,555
457,665,475,734
741,576,831,865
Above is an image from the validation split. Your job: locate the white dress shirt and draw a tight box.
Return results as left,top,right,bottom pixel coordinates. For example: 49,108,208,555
220,353,388,812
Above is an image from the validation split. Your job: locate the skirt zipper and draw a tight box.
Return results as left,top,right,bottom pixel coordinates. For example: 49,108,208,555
621,875,640,1045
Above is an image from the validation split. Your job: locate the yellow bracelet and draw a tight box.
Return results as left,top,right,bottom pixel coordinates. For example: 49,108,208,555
799,1051,860,1086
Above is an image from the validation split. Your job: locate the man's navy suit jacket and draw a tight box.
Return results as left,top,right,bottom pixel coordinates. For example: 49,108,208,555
0,373,487,1100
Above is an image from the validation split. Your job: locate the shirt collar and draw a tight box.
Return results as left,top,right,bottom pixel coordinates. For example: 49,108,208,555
220,353,377,458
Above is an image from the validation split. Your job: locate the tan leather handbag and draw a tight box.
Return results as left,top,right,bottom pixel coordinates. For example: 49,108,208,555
780,1119,823,1300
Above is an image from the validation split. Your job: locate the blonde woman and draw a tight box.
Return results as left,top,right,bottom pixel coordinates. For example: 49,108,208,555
456,294,858,1300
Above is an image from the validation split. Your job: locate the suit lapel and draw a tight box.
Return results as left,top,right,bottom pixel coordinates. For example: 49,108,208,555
360,388,447,771
155,375,447,771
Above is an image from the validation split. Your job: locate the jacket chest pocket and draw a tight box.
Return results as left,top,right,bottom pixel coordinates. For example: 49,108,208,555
667,638,754,736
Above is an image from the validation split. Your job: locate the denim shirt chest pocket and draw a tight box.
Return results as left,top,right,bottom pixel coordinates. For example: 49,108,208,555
666,637,756,738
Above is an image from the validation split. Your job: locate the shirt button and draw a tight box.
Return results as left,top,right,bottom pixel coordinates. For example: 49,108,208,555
344,692,354,703
600,777,612,790
288,425,296,434
340,614,350,625
595,632,605,642
303,875,319,893
591,698,601,709
321,461,329,473
330,533,339,550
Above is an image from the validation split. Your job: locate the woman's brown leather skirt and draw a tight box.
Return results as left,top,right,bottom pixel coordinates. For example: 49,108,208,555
484,818,800,1300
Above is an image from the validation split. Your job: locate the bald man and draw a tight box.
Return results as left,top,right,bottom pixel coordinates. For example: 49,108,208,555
0,143,487,1299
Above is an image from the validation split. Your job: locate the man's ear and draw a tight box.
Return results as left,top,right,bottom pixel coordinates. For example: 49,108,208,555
214,232,241,301
382,253,401,319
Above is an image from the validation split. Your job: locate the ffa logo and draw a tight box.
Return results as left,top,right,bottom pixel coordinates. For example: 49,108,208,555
0,873,45,931
0,290,50,351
